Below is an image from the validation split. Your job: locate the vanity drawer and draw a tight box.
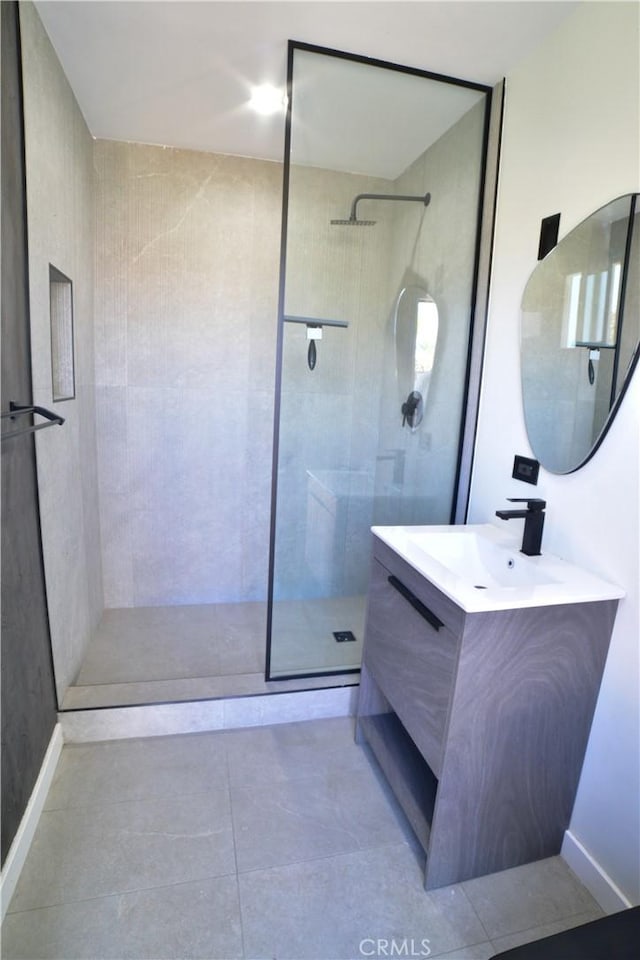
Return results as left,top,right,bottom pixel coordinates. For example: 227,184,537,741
373,536,465,636
363,558,458,777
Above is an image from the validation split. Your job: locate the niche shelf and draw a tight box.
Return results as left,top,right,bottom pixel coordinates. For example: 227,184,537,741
49,264,75,401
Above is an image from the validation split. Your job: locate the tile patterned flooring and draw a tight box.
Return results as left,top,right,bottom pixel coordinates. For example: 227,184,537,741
64,599,365,709
2,717,603,959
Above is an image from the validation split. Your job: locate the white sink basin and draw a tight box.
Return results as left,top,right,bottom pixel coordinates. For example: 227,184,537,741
372,523,624,612
407,529,556,588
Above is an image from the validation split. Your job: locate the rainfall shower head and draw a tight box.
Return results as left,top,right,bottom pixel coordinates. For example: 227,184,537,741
330,192,430,227
330,217,377,226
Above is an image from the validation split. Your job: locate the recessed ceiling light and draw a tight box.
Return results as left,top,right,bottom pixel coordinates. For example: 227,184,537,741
249,84,286,116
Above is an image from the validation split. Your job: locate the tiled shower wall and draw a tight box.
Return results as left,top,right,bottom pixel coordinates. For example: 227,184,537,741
94,102,486,611
94,143,393,608
274,165,393,598
94,142,282,607
377,99,486,523
274,102,487,600
21,3,103,701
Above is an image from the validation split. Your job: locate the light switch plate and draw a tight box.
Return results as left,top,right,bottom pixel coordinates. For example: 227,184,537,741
513,454,539,485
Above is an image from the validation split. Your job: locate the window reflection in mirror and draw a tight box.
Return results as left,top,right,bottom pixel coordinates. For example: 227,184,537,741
415,296,439,401
521,194,639,474
394,286,439,431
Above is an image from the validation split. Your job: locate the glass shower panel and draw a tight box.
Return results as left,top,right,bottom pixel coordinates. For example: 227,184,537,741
269,319,372,676
268,45,490,679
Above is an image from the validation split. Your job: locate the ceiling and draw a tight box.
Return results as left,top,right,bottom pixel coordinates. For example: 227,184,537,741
35,1,579,169
290,48,487,178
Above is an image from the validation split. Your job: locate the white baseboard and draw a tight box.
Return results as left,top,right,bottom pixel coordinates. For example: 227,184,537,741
0,723,63,922
562,829,634,914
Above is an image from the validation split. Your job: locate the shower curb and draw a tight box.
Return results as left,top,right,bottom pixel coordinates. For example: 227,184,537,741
58,685,358,742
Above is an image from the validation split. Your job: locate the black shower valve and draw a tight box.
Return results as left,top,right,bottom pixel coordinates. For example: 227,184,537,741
401,391,422,428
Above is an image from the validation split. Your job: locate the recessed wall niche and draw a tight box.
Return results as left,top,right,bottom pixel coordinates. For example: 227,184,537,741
48,264,75,401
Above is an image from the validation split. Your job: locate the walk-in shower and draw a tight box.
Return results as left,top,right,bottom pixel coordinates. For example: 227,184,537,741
30,29,496,709
266,43,493,679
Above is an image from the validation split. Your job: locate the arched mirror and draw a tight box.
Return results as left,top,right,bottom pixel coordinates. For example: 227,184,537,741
521,193,639,473
394,285,439,430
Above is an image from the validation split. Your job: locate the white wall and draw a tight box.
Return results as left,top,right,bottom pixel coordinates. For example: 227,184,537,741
470,1,640,905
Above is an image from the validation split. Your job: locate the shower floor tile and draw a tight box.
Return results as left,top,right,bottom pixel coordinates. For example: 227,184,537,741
75,603,260,686
66,597,364,708
269,594,366,677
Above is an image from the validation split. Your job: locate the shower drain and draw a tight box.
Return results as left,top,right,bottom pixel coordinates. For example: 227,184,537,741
333,630,357,643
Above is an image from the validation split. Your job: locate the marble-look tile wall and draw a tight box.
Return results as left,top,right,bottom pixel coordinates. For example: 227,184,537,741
273,102,486,602
376,99,486,524
273,165,393,598
94,105,486,611
94,142,281,606
20,3,104,701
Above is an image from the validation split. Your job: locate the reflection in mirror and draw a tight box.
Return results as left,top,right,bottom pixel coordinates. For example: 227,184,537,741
394,285,439,430
521,194,639,474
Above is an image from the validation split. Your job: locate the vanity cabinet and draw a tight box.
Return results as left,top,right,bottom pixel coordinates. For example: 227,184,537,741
356,535,619,890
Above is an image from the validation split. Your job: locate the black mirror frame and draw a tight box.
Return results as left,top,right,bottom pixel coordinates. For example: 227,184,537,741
521,193,639,475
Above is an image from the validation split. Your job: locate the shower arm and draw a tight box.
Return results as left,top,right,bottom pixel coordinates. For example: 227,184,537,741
349,192,430,221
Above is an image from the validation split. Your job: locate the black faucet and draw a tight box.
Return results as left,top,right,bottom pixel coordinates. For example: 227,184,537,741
495,498,546,556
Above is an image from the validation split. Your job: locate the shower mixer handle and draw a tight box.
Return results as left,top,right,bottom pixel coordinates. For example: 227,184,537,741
401,390,423,429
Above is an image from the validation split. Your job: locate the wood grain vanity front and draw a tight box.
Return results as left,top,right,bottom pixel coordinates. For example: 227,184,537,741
357,534,620,890
364,557,457,777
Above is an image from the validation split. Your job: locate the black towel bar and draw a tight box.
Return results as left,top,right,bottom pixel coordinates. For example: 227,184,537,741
1,402,65,441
